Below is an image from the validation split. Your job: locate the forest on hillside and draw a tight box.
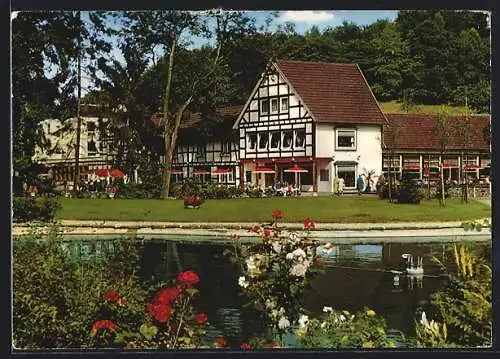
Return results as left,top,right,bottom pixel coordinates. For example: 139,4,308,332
12,10,490,182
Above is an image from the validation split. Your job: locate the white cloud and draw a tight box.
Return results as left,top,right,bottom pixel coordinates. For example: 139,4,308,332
280,11,335,24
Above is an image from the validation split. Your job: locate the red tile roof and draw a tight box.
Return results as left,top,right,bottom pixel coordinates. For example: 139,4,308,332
383,114,490,151
275,59,386,125
151,105,243,129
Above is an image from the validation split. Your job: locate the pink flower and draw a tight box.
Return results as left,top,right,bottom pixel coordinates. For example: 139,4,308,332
240,342,252,350
263,228,271,237
303,217,315,230
272,209,283,220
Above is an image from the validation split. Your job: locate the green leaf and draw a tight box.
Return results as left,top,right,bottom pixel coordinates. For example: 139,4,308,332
185,288,199,296
139,323,158,340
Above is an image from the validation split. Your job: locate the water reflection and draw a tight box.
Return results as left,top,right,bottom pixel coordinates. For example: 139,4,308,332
60,238,491,344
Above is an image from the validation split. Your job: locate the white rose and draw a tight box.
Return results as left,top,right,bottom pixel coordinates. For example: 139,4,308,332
298,315,309,328
278,317,290,329
238,276,249,288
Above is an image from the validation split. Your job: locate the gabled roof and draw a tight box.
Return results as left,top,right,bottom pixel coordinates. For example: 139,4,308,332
274,59,387,125
151,105,243,130
383,114,490,151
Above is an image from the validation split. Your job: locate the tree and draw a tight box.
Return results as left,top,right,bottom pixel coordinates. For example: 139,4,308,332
123,10,256,198
457,98,473,203
383,121,401,203
436,107,450,205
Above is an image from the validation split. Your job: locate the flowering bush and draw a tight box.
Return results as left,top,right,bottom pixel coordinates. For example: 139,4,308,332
296,307,399,349
226,210,325,343
105,187,118,193
91,270,210,349
183,195,204,208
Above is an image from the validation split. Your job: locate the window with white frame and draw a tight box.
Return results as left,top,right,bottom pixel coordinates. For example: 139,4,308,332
282,130,293,149
294,129,305,149
247,132,257,150
281,97,288,112
260,99,269,115
258,131,268,150
221,141,231,155
270,98,279,113
336,129,356,150
270,132,281,150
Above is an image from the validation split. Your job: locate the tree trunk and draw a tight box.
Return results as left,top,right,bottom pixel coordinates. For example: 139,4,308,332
160,36,178,199
440,155,445,206
388,152,392,202
427,154,431,200
464,152,469,203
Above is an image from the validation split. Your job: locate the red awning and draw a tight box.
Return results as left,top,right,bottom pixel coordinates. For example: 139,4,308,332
212,168,231,174
193,169,210,175
110,169,125,178
441,162,458,169
169,168,183,174
465,164,481,169
284,166,308,173
253,167,276,174
403,164,420,170
95,168,110,177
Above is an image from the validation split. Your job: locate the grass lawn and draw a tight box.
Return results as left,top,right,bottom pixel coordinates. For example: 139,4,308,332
379,101,483,114
56,196,491,223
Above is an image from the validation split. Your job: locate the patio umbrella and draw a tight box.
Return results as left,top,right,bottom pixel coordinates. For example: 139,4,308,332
96,168,110,177
253,167,276,174
212,168,231,174
193,169,211,175
110,169,125,178
169,168,183,174
284,166,308,189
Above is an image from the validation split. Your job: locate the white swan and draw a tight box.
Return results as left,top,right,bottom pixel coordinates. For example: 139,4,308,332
401,253,424,275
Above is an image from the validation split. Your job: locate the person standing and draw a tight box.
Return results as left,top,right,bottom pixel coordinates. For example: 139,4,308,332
333,175,340,196
356,174,365,196
338,177,345,195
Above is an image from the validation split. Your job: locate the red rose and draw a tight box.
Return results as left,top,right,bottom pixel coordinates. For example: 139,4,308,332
103,290,121,303
272,209,283,220
154,287,180,304
215,337,227,347
195,312,208,325
303,217,315,230
177,271,200,286
240,342,252,350
263,228,271,237
91,319,117,333
147,303,172,323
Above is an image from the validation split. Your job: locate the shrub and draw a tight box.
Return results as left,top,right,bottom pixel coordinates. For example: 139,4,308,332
13,196,61,222
183,195,204,208
13,224,147,349
296,308,400,349
116,183,153,199
396,178,423,204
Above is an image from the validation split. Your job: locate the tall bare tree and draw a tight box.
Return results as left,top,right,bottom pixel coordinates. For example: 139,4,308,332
436,107,450,206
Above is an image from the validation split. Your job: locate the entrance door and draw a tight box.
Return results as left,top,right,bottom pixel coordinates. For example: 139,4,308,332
336,165,356,188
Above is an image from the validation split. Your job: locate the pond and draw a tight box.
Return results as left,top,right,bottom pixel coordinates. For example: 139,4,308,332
59,237,491,347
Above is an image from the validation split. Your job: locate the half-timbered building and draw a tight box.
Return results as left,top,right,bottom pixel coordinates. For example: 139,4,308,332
382,114,490,183
152,106,242,185
232,59,387,193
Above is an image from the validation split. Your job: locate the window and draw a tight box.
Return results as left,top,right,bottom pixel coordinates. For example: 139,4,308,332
281,97,288,112
258,132,268,150
270,132,281,149
271,98,279,113
336,129,356,150
261,100,269,114
282,131,293,149
294,129,305,149
196,145,206,160
87,140,97,155
320,169,329,181
87,122,96,132
247,132,257,150
245,170,252,183
221,142,231,155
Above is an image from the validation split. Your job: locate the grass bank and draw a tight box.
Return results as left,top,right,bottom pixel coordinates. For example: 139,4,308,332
56,196,490,223
379,101,482,114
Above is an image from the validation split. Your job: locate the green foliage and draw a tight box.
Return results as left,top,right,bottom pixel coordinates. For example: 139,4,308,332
116,182,156,199
396,177,423,204
12,224,147,349
13,196,62,222
296,308,400,349
421,243,492,347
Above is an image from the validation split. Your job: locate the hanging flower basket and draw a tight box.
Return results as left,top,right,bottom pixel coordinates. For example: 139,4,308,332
184,195,204,209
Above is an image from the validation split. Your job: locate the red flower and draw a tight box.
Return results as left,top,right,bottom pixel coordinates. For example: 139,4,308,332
154,287,180,304
147,303,173,323
195,312,208,325
272,209,283,220
303,217,315,230
263,228,271,237
103,290,126,307
248,225,259,233
177,271,200,286
240,342,252,350
91,319,117,333
313,258,322,266
215,337,228,347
